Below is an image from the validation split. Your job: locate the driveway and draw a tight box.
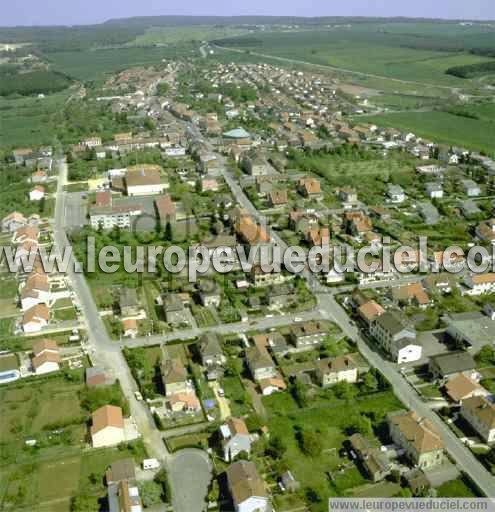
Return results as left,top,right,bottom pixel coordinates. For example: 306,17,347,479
169,448,212,512
210,381,231,420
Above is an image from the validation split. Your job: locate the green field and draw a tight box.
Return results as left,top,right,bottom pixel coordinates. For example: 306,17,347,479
49,45,196,81
131,25,250,45
0,90,69,148
364,110,495,154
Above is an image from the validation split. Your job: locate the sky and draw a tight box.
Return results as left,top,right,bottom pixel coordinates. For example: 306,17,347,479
2,0,495,27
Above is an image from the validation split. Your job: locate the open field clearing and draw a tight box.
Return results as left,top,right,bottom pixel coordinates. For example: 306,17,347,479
364,110,495,154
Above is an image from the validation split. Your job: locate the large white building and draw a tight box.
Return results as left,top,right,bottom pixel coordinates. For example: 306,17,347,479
125,168,167,197
370,310,422,363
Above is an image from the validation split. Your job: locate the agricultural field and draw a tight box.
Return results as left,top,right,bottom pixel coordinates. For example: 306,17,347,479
49,45,196,81
131,25,251,46
364,110,495,154
0,90,70,148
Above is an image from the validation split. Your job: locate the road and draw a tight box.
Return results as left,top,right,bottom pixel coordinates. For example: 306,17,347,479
122,308,321,349
54,159,212,512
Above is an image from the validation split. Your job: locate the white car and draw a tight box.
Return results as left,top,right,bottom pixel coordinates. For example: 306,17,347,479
134,391,143,401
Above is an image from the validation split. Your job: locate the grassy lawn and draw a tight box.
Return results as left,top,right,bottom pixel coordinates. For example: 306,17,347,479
221,373,253,417
166,432,210,452
365,110,495,155
436,476,480,497
0,441,147,511
419,384,443,399
0,276,18,300
261,390,403,509
53,307,78,322
0,91,70,148
0,374,86,445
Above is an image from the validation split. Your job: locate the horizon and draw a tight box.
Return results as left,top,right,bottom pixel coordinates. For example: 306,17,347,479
2,1,495,28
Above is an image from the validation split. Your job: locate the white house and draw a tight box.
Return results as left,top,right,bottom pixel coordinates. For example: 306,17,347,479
221,417,252,461
387,184,406,204
22,303,49,333
90,405,125,448
462,273,495,296
29,186,45,202
32,339,60,375
425,182,443,199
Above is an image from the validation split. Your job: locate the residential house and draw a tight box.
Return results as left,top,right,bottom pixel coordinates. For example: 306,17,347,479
119,288,139,318
289,321,327,350
155,195,176,225
391,283,430,308
29,186,45,202
268,189,288,208
245,345,276,381
250,266,285,288
31,169,48,184
349,433,391,482
476,219,495,244
242,153,270,177
461,396,495,443
370,311,422,363
225,460,269,512
345,211,372,236
105,458,136,486
259,375,287,396
462,273,495,296
387,184,406,204
91,405,125,448
416,165,446,176
388,410,444,469
338,187,358,205
429,351,476,381
357,300,385,327
163,293,188,325
122,318,138,338
108,480,143,512
221,417,251,461
252,332,289,357
418,201,440,225
161,358,188,396
461,179,481,197
198,332,226,373
425,182,443,199
22,303,49,333
2,211,27,232
168,392,201,413
444,373,487,403
316,355,358,387
32,339,60,375
20,273,50,311
297,177,321,199
198,281,222,308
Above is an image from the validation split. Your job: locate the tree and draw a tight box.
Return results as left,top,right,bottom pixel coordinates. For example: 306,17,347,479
333,381,358,401
362,371,378,392
477,345,495,367
154,468,171,502
291,378,309,408
138,481,163,508
299,430,322,457
348,414,372,437
164,221,173,242
266,435,286,459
